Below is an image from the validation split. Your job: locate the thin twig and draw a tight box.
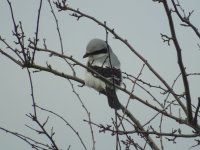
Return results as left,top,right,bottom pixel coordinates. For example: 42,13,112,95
36,105,88,150
27,68,37,118
47,0,76,76
0,126,52,150
65,76,95,150
119,64,145,126
171,0,200,39
0,36,24,62
0,48,23,66
32,0,43,63
7,0,27,65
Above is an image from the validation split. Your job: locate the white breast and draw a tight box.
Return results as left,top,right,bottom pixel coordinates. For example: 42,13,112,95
84,70,106,92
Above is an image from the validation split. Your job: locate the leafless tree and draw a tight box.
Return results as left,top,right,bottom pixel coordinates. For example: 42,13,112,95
0,0,200,150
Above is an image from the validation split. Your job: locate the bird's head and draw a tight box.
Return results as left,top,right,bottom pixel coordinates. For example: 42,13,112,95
83,38,109,59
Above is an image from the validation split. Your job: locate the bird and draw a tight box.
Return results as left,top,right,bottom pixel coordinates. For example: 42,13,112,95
83,38,122,110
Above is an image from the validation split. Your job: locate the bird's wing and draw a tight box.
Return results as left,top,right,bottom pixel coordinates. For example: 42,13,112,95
87,63,122,86
88,64,122,110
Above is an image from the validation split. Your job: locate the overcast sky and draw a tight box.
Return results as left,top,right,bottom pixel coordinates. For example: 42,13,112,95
0,0,200,149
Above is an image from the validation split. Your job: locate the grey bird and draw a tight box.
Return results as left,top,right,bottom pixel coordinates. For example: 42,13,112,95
83,38,122,109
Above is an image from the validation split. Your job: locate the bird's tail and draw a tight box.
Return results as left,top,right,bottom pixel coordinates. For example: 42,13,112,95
105,86,121,110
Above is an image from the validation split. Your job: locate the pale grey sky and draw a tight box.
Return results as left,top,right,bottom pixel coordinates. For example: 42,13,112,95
0,0,200,149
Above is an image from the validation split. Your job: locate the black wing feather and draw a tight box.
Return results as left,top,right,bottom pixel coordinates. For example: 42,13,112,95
87,63,122,86
87,63,122,109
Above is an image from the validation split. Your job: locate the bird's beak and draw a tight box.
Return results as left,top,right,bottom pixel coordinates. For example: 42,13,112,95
83,53,89,58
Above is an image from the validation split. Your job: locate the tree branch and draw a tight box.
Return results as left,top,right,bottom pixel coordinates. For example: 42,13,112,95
162,0,193,124
171,0,200,39
32,0,43,63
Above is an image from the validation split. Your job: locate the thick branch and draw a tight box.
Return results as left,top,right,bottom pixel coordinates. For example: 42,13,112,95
120,104,160,150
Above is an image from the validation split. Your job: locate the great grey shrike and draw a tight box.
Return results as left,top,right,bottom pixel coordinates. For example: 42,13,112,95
83,38,122,109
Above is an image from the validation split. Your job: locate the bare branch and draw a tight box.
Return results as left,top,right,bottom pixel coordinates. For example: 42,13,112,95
0,126,52,150
119,104,160,150
160,33,172,46
7,0,28,65
32,0,43,63
194,98,200,125
162,0,193,124
27,68,37,119
0,48,23,66
171,0,200,39
36,105,88,150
